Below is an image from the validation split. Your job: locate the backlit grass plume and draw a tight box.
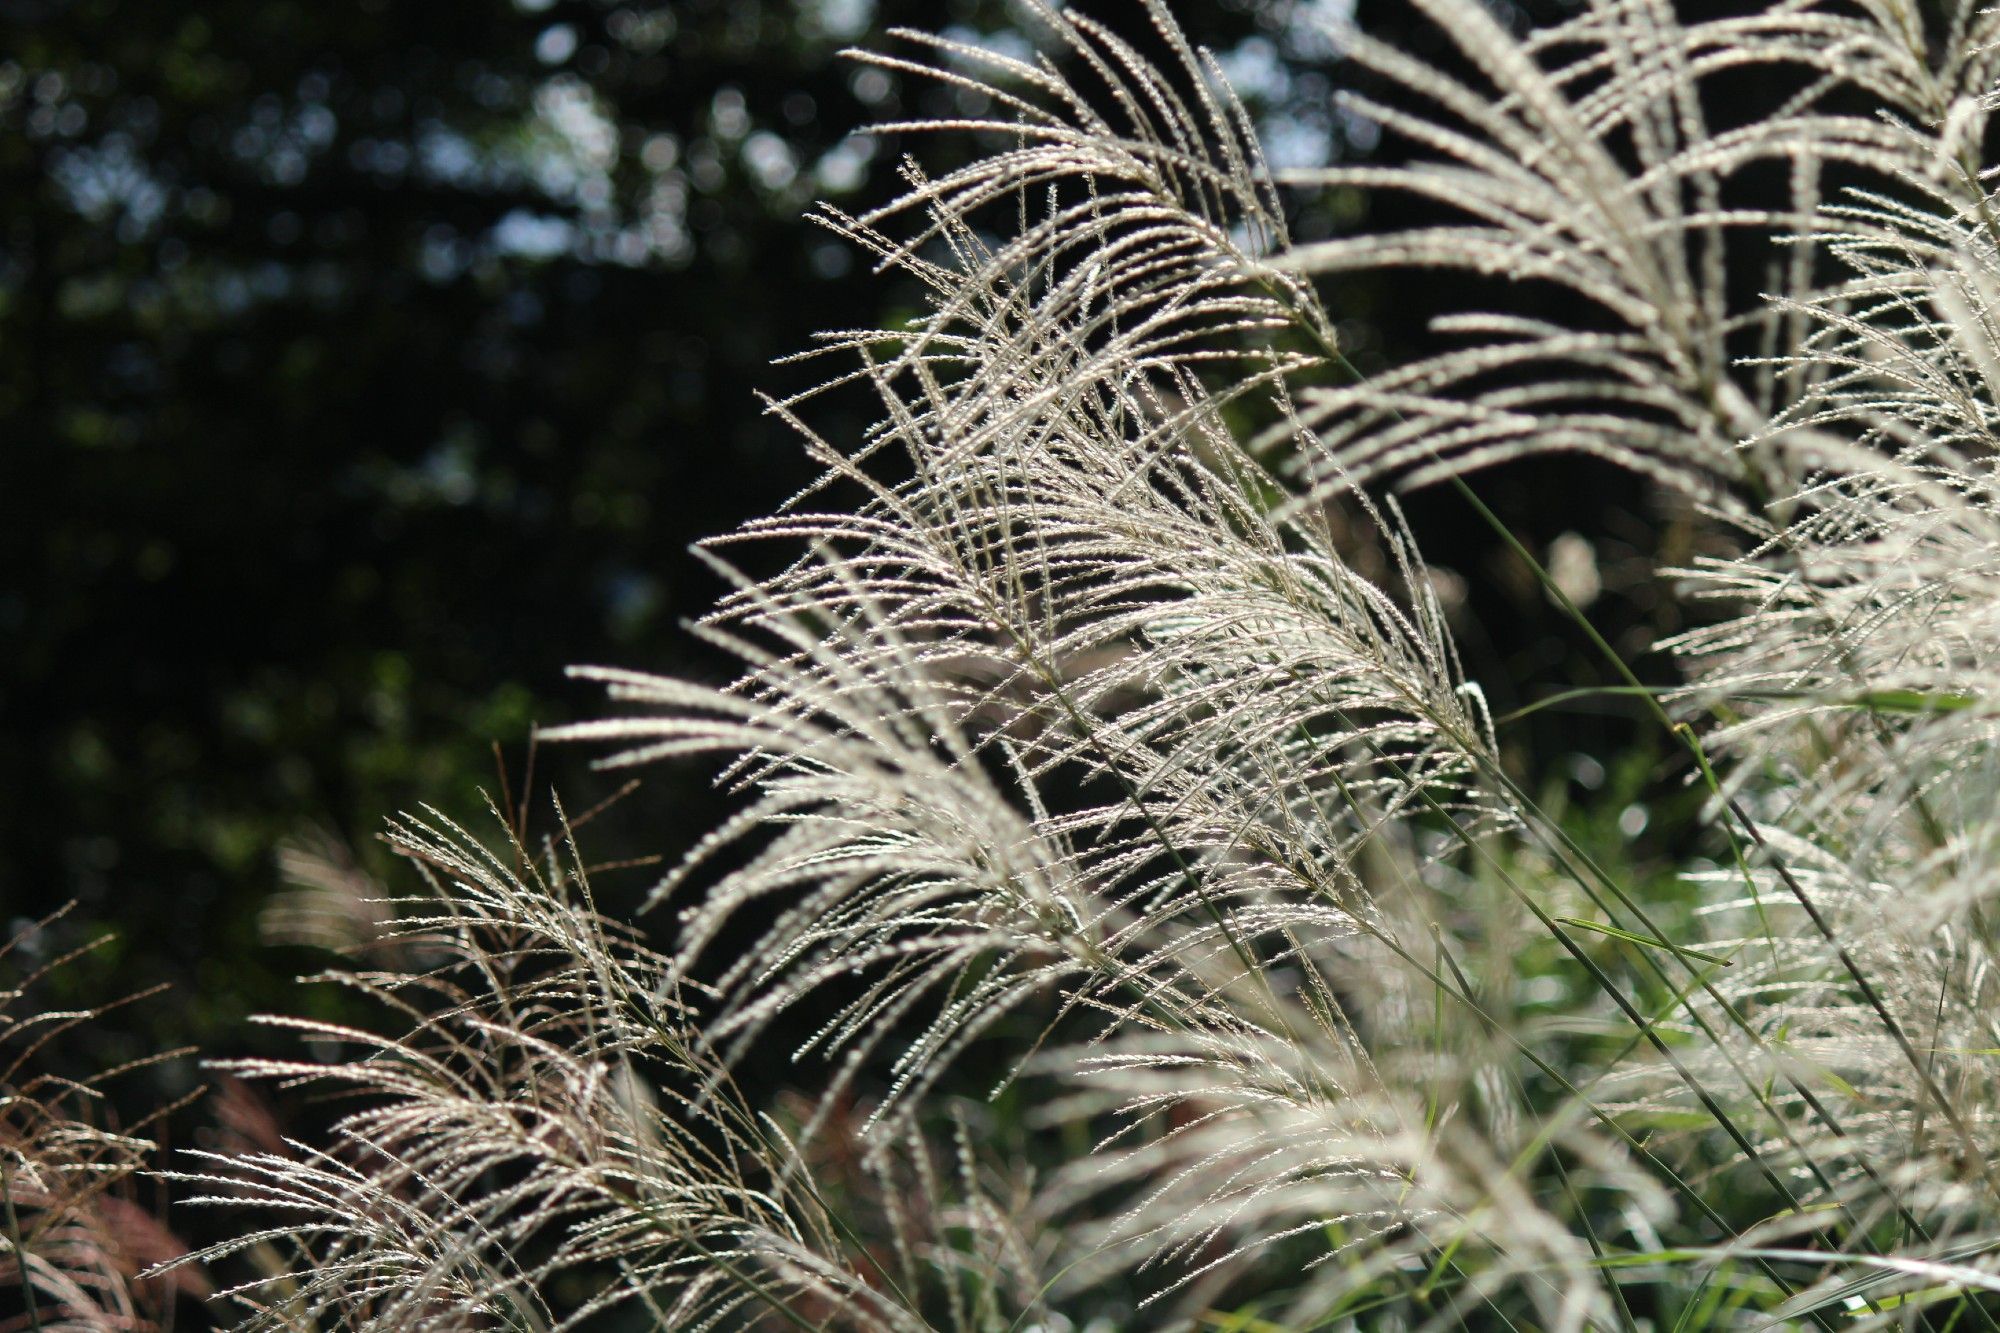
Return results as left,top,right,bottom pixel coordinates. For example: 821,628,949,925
1,910,208,1331
170,0,2000,1327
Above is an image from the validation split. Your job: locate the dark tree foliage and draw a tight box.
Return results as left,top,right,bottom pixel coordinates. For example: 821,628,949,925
4,0,1662,1101
2,0,1325,1062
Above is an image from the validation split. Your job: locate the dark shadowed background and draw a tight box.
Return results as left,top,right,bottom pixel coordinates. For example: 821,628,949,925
3,0,1683,1110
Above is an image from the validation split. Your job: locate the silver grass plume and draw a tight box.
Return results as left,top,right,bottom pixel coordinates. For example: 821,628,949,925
170,811,1043,1332
1278,0,2000,1312
1273,0,2000,502
1647,95,2000,1321
176,0,2000,1324
543,2,1628,1323
1,910,209,1331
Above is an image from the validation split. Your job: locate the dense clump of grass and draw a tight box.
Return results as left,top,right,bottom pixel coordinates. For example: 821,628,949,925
14,0,2000,1327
